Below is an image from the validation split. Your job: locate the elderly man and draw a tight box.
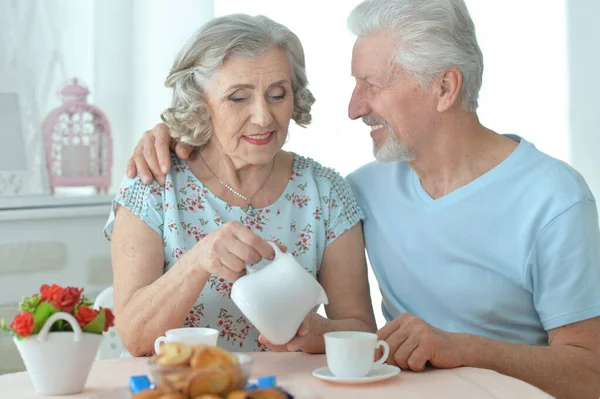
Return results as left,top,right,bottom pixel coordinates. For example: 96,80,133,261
125,0,600,397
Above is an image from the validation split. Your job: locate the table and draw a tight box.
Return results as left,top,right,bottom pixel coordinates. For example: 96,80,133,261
0,352,553,399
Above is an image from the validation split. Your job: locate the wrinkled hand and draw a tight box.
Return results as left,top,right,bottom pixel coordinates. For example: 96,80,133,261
258,312,326,354
378,313,467,371
192,221,286,281
126,123,195,186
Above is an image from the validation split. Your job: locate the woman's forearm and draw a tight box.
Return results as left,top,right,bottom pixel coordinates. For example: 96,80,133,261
118,252,211,356
300,314,376,354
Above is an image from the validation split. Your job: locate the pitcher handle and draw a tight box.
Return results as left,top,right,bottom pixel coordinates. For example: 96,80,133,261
246,242,283,274
37,312,83,343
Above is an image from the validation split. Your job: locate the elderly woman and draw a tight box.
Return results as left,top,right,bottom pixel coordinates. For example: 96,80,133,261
105,14,376,356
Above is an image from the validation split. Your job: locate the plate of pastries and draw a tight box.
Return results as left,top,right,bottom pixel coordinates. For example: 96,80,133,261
130,342,290,399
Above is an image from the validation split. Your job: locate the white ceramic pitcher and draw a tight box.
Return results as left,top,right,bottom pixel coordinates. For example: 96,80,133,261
231,242,328,345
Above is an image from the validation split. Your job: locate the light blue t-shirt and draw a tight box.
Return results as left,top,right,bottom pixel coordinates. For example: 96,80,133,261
347,136,600,345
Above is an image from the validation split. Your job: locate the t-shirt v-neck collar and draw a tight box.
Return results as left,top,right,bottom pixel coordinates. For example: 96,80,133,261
411,135,529,210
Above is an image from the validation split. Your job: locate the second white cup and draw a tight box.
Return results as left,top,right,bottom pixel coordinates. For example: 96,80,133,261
154,327,219,354
324,331,389,378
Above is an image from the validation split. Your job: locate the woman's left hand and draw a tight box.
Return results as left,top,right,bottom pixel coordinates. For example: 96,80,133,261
258,312,327,354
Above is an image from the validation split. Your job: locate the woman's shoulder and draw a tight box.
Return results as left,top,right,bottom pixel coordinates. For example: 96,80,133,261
114,175,164,206
289,153,364,238
114,152,191,206
170,151,192,175
292,153,347,187
291,153,360,210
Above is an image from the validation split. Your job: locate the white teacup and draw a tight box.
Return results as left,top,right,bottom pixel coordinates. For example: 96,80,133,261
324,331,389,378
154,327,219,354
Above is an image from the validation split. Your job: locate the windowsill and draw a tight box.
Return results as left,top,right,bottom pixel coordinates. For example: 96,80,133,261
0,194,113,221
0,193,113,209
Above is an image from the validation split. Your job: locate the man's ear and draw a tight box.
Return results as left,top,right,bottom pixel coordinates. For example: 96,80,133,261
436,67,463,112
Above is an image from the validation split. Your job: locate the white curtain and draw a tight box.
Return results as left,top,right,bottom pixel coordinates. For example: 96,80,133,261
94,0,215,193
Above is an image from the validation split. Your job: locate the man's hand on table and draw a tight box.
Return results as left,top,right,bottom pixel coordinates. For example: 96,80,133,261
378,312,467,371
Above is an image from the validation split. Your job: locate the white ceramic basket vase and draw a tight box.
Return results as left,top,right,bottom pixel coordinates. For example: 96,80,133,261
13,312,103,395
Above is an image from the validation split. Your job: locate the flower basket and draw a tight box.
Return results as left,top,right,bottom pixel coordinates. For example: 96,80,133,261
1,284,115,395
14,312,103,395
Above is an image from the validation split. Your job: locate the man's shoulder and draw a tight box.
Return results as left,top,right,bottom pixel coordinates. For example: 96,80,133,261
347,160,410,190
348,159,389,177
519,142,594,202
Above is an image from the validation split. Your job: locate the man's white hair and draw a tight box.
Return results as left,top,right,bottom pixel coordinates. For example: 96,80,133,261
348,0,484,112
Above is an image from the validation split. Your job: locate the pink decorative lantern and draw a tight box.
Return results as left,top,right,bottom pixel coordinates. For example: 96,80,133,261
42,78,112,194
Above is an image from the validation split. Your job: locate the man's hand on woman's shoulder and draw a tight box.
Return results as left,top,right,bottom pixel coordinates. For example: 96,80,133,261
127,123,194,186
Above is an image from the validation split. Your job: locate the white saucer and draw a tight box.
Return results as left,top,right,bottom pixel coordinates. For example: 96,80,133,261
312,364,401,384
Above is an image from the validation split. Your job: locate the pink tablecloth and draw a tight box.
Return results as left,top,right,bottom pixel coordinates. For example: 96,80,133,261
0,352,553,399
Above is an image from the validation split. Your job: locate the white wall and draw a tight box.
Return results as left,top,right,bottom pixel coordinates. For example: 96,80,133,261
567,0,600,200
467,0,569,162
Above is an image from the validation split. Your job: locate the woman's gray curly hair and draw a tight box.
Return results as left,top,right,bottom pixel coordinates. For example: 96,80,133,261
161,14,316,147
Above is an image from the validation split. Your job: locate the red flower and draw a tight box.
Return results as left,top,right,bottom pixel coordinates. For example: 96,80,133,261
75,306,99,327
40,284,83,313
40,284,63,302
103,308,115,332
52,286,83,313
10,312,34,337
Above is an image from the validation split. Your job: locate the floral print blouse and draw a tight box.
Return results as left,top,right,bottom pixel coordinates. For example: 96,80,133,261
104,153,364,352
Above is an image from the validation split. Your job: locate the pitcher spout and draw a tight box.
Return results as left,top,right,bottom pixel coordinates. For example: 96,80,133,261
317,286,329,306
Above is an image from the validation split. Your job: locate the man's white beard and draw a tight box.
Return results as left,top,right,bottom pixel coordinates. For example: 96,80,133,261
374,127,416,162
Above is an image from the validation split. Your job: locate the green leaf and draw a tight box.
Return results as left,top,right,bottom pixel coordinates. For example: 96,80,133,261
32,302,59,334
75,295,94,313
0,319,13,338
19,295,41,313
82,309,106,334
55,319,74,332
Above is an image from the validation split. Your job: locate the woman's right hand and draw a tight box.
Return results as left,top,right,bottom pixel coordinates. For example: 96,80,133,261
192,221,279,281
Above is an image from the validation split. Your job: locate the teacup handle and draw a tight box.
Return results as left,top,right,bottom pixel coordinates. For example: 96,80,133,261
373,340,390,369
246,242,282,274
154,336,167,354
